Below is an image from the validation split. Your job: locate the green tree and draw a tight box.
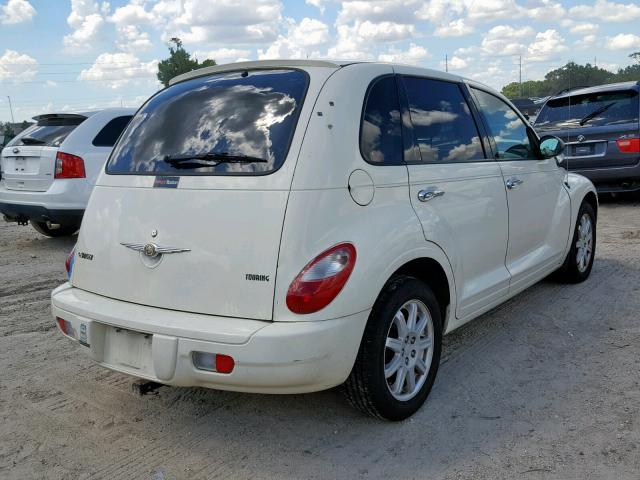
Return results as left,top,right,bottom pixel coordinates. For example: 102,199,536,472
630,52,640,64
156,38,216,87
501,60,639,99
2,122,15,146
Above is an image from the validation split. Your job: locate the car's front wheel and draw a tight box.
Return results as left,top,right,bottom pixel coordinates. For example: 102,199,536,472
345,275,442,420
30,220,79,238
555,201,596,283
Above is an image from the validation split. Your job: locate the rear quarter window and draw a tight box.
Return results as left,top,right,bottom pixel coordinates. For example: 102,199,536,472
360,76,403,165
92,116,133,147
106,69,308,176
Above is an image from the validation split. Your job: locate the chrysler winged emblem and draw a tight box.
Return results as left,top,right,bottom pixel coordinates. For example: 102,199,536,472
120,242,190,258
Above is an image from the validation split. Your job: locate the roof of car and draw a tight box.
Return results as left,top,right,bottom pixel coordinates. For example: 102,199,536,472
169,59,467,86
551,81,640,99
31,108,136,121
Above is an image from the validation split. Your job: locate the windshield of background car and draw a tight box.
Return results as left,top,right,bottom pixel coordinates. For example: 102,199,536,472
106,69,309,176
535,89,639,129
7,117,85,147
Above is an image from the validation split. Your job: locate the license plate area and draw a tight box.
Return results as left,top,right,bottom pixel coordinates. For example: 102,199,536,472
103,326,154,374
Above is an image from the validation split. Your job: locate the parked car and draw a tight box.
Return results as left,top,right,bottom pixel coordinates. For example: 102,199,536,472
534,81,640,193
51,60,597,420
0,109,135,236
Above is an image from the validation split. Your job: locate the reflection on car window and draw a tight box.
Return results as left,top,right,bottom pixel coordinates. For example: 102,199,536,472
472,88,535,160
107,69,308,175
403,77,485,163
535,90,639,129
360,76,403,165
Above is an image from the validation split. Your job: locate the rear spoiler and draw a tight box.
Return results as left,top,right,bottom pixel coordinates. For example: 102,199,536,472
32,113,87,124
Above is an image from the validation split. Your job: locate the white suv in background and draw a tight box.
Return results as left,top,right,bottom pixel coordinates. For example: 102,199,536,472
51,60,597,420
0,109,134,236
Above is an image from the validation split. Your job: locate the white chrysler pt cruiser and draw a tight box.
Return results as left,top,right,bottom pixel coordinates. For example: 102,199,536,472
52,60,597,420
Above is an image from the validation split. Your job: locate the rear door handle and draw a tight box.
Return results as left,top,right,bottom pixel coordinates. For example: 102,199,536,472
506,177,524,189
418,188,445,202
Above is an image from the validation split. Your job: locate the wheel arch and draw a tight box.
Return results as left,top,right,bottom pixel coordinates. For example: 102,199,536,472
380,253,455,333
582,190,598,220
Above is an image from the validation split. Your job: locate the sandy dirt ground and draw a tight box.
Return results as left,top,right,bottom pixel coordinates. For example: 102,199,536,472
1,196,639,480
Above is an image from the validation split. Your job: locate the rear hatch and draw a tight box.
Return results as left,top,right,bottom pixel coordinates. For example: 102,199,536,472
1,114,86,191
534,88,639,169
71,66,328,320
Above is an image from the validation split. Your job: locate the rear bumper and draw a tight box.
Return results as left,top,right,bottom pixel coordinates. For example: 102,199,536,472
51,284,369,394
571,162,640,192
0,181,88,222
0,202,83,224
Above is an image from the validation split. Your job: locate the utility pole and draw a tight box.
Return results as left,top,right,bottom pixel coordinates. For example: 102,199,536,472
445,54,448,72
7,96,15,124
518,55,523,97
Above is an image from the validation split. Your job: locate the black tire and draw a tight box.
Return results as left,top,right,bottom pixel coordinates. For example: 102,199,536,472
555,201,596,283
345,275,443,421
30,220,79,238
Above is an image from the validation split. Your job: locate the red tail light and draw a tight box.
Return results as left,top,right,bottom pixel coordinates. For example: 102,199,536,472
56,317,69,335
617,138,640,153
55,152,85,179
286,243,357,314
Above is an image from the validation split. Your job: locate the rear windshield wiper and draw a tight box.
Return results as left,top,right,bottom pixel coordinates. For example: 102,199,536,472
163,152,268,168
579,102,617,126
19,137,46,145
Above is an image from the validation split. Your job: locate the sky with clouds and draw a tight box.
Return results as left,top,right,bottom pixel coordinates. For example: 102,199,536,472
1,0,640,122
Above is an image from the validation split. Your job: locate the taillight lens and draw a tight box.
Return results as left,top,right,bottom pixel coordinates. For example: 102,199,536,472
617,138,640,153
55,152,85,179
65,245,76,279
286,243,357,314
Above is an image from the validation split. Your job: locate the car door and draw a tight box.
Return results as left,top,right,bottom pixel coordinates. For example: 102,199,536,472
469,86,571,293
398,73,510,324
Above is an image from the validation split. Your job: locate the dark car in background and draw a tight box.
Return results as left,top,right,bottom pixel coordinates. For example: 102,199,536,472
534,81,640,193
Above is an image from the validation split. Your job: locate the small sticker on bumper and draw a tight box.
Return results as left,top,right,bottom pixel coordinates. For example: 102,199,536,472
79,323,90,347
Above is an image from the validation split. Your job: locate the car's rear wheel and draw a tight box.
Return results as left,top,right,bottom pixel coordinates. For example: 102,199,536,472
30,220,79,238
345,275,442,420
555,201,596,283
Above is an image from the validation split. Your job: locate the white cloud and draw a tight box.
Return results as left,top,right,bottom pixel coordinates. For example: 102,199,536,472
527,0,565,20
356,20,415,42
0,49,37,82
338,0,421,25
0,0,35,24
569,22,599,35
109,2,155,26
115,25,153,52
305,0,325,14
434,18,473,37
168,0,282,44
258,17,330,59
193,48,252,64
482,25,534,56
569,0,640,22
605,33,640,50
378,43,430,64
78,52,158,89
448,55,469,69
64,0,110,53
527,29,568,61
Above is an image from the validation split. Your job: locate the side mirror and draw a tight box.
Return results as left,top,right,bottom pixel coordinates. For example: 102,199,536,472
539,135,565,160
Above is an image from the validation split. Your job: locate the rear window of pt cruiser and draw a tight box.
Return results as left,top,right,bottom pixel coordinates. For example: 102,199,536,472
106,69,309,176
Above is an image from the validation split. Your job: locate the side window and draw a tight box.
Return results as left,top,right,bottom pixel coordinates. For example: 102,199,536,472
402,76,485,163
471,88,535,160
360,76,403,165
92,116,132,147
